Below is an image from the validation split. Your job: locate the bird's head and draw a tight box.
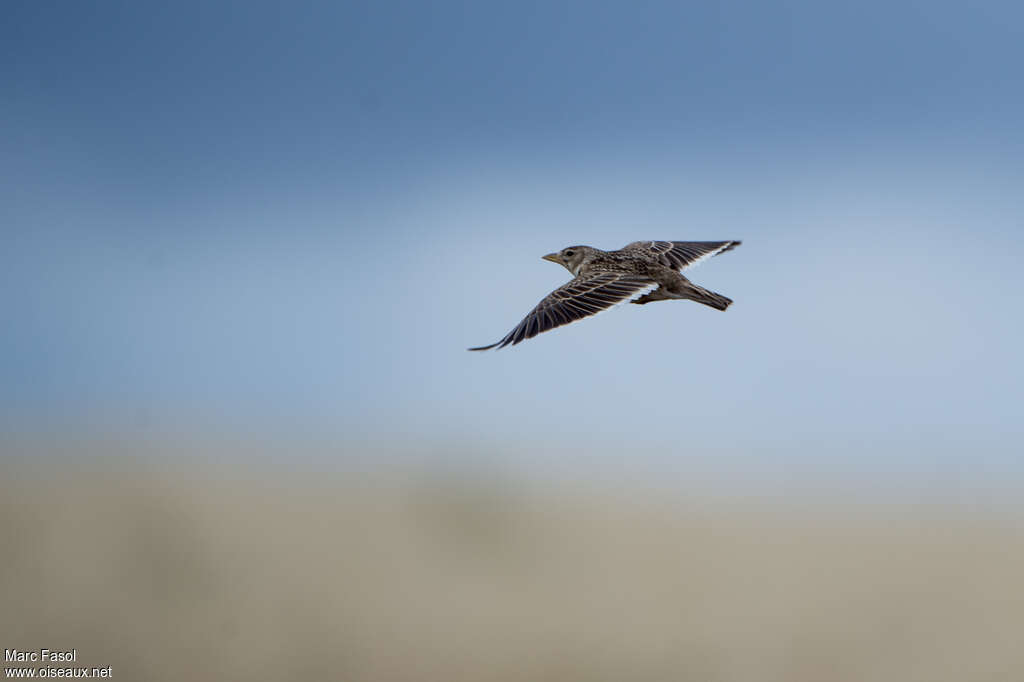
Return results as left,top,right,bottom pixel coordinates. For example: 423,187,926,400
542,245,593,276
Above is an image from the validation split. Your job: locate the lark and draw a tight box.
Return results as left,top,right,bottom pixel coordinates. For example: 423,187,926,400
469,240,741,350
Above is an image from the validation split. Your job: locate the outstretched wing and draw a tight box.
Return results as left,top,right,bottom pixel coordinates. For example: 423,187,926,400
621,240,741,271
468,272,657,351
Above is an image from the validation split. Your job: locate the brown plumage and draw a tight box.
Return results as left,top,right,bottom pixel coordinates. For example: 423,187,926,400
469,240,740,350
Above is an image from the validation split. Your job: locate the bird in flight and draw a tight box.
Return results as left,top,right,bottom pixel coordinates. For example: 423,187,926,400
469,240,741,351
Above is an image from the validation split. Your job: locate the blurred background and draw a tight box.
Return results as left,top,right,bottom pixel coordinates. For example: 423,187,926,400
2,1,1023,680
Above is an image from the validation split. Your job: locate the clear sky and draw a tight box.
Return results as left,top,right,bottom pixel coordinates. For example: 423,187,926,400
3,1,1022,492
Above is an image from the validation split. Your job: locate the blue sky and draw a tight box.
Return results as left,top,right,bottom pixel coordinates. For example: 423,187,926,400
3,2,1022,490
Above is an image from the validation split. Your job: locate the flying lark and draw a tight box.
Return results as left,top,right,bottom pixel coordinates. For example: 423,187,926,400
469,240,741,351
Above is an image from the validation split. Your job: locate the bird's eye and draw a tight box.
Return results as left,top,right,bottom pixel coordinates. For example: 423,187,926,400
564,250,574,257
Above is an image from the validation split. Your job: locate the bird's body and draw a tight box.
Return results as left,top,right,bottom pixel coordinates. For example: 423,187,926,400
469,240,740,350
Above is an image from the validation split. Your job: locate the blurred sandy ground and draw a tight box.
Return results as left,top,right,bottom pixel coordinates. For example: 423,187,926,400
2,439,1023,682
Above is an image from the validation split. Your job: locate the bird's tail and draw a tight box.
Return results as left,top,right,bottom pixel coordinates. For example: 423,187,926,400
682,283,732,311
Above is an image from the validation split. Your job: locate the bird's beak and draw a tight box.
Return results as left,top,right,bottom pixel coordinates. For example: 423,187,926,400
542,253,561,264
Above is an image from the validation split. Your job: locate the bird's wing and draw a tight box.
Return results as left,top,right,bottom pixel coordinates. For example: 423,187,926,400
621,240,741,271
468,272,657,350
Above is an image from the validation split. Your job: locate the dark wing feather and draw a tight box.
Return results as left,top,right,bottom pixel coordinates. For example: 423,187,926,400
621,240,741,271
468,272,656,351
